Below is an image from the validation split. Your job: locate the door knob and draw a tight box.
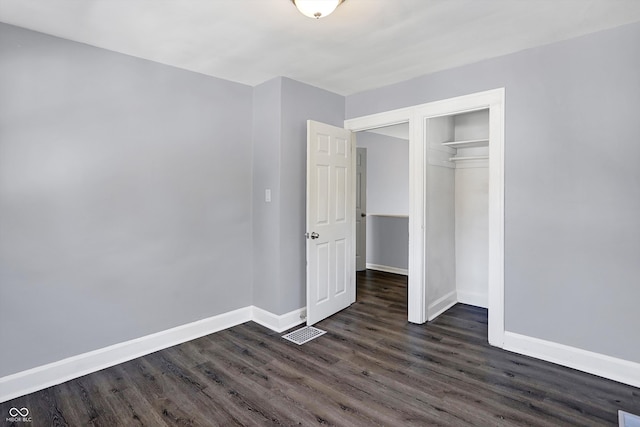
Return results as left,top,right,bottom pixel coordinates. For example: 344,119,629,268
310,232,319,239
360,213,366,217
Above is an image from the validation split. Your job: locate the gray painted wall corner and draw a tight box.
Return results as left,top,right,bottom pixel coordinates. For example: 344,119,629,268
251,77,283,314
0,23,254,376
250,77,345,316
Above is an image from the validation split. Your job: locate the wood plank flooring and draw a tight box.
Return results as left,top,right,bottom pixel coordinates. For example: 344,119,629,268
2,270,639,426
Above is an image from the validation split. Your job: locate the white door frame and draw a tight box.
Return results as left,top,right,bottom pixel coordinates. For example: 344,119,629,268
344,88,505,348
355,147,367,271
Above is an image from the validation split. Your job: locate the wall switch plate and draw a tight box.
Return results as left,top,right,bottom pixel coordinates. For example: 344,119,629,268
265,189,271,203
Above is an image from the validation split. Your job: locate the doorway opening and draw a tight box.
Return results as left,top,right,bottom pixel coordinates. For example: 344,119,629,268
344,88,505,347
355,123,410,277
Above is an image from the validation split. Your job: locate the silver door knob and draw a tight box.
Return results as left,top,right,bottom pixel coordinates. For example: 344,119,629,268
310,232,319,239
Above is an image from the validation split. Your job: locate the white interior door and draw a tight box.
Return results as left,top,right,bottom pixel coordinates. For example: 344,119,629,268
306,120,356,325
355,148,367,271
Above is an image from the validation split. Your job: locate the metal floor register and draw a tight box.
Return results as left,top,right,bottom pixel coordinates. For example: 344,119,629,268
282,326,327,345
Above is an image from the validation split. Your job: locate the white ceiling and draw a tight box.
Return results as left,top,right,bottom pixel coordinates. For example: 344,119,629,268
2,0,640,95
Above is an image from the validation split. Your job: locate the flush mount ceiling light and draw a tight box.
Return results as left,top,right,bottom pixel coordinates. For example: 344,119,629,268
291,0,345,19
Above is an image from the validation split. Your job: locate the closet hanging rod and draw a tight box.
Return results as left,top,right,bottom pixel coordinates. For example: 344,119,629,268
448,155,489,162
441,138,489,148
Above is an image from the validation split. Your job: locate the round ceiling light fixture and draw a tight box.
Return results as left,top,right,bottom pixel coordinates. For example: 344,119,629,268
291,0,345,19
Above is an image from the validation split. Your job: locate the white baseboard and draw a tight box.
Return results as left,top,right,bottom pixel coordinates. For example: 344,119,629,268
0,305,309,403
251,306,306,333
504,331,640,389
8,304,638,404
427,290,457,321
456,290,488,308
366,263,408,276
0,307,253,403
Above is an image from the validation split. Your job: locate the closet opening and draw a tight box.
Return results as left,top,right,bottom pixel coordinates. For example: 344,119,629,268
345,88,505,346
424,109,490,318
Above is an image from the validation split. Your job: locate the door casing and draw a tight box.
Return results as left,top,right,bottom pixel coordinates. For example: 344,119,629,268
355,147,367,271
344,88,505,348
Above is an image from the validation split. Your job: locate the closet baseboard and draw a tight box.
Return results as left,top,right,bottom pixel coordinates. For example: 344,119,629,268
427,290,457,321
457,290,488,308
366,263,408,276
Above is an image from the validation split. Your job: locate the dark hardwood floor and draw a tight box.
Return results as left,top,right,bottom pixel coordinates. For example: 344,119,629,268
2,270,639,426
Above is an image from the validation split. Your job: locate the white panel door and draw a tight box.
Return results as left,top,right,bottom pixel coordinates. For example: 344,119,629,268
306,120,356,325
355,148,367,271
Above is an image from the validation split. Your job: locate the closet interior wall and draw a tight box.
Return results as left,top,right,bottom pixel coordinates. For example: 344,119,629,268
425,109,490,318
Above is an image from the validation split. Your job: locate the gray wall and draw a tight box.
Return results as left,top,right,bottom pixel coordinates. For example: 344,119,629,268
356,131,409,271
366,216,409,270
252,78,282,314
346,22,640,363
356,131,409,215
3,17,638,380
252,77,344,315
0,24,254,376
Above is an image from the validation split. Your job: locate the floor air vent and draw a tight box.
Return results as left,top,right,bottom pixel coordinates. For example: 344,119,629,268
282,326,326,345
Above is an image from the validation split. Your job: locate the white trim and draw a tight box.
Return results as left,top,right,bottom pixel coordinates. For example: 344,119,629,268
456,290,488,308
345,111,427,323
344,107,413,133
345,88,505,338
365,263,408,276
349,130,357,306
251,306,306,333
5,304,639,404
487,90,505,347
0,306,252,403
414,88,505,342
407,111,426,323
0,305,310,403
427,290,457,321
504,332,640,389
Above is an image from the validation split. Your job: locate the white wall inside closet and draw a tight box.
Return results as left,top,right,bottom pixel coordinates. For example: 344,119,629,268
426,109,489,315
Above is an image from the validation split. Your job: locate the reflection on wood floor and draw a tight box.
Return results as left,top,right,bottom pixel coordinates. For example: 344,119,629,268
2,269,638,426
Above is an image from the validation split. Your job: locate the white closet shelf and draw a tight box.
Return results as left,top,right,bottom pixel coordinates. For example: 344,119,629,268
448,155,489,162
441,138,489,148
